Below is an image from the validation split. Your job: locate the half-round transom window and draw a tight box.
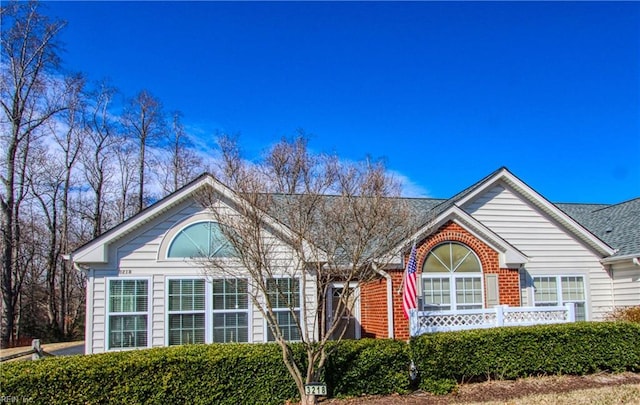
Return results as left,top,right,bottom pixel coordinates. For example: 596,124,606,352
421,242,482,311
423,242,481,273
167,222,236,258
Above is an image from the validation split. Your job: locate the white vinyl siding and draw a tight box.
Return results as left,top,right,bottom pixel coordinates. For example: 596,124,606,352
611,264,640,308
89,276,106,354
464,184,610,319
84,199,318,353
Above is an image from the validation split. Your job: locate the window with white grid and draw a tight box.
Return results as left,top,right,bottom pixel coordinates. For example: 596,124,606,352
212,279,249,343
533,275,586,321
422,278,451,310
422,242,483,311
533,276,558,306
561,276,586,321
168,279,206,345
108,279,149,349
455,277,483,310
266,278,301,341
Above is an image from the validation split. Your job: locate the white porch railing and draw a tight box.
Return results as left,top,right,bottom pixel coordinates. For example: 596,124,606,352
409,303,576,337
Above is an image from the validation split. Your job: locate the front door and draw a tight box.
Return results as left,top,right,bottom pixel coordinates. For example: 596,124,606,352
328,283,360,340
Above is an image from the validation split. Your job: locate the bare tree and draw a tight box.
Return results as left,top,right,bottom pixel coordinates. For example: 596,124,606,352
121,90,165,213
0,0,69,347
197,135,416,405
114,138,138,222
156,111,204,195
29,74,85,339
82,81,117,237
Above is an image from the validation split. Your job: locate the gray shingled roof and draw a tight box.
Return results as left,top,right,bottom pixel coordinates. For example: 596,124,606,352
74,171,638,261
556,199,640,257
267,178,638,259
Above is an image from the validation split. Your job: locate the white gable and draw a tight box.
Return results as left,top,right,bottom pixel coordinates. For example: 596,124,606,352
463,183,615,319
464,183,606,263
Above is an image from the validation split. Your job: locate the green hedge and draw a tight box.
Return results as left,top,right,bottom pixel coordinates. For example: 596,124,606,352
2,323,639,403
324,339,411,397
411,322,640,392
0,340,408,404
0,343,303,405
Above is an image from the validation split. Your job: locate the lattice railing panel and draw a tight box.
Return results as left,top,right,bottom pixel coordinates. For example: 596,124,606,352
417,312,496,329
411,304,575,336
503,309,567,325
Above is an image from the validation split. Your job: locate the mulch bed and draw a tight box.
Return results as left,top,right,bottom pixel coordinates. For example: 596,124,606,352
322,372,640,404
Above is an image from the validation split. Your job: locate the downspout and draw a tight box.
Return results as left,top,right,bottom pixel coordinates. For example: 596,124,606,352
372,263,394,339
606,263,615,311
69,257,93,354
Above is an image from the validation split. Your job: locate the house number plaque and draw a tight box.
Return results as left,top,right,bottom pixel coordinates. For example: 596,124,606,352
304,383,327,396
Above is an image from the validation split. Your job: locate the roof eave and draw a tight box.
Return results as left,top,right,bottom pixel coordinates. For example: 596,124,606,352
601,253,640,265
455,168,616,257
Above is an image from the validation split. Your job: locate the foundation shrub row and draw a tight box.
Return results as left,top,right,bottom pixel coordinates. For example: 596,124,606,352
2,322,638,403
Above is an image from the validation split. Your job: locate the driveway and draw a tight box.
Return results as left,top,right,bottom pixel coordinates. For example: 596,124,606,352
1,341,85,361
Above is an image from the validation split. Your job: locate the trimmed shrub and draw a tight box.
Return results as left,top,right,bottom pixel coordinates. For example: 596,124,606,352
0,343,304,405
0,340,409,404
410,322,640,393
324,339,411,397
2,322,639,402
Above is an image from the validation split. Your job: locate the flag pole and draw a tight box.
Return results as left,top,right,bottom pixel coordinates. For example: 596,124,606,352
397,239,416,295
402,240,418,320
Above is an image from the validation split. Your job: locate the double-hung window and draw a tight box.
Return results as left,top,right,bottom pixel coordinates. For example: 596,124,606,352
533,275,586,321
108,279,149,349
212,279,249,343
266,278,301,341
422,242,483,311
168,279,206,345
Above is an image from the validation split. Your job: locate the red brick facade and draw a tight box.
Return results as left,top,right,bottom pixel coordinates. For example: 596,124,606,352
359,277,388,338
359,220,521,340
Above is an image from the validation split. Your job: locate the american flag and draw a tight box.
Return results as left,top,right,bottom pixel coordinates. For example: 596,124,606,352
402,243,418,319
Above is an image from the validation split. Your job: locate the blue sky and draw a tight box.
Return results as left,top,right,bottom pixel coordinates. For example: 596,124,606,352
42,1,639,203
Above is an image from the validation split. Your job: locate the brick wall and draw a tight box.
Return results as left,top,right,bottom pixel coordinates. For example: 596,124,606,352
385,220,521,339
390,270,410,340
486,267,521,306
359,277,389,338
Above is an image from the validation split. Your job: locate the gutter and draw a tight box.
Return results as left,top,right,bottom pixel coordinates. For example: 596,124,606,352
372,263,394,339
601,253,640,265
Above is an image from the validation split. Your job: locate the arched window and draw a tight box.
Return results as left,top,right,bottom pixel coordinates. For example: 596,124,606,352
421,242,483,311
167,221,236,258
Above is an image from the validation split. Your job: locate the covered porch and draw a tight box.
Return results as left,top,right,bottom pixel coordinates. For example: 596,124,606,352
409,303,576,336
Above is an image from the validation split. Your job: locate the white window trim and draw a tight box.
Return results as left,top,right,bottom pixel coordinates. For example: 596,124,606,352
532,274,588,320
211,277,252,344
420,242,485,311
264,276,303,342
106,276,152,351
164,276,253,346
166,220,228,260
421,272,485,311
165,277,208,346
